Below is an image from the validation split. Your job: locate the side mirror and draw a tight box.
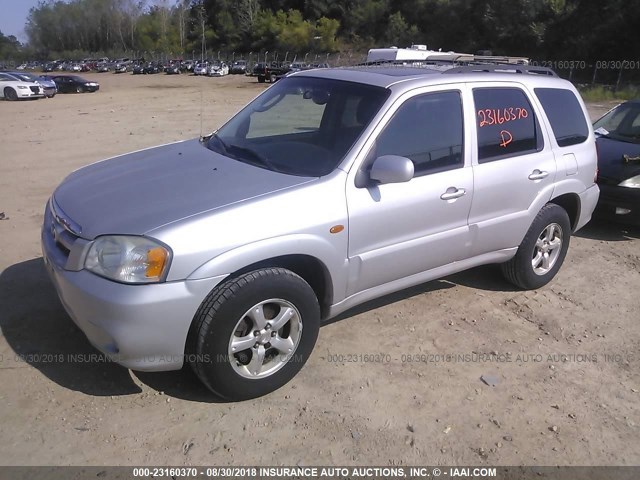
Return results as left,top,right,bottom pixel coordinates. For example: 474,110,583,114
369,155,414,184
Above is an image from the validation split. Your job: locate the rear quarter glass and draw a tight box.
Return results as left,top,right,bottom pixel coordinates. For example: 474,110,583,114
535,88,589,147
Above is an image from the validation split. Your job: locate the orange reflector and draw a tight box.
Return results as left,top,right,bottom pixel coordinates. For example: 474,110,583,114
146,247,168,278
329,225,344,234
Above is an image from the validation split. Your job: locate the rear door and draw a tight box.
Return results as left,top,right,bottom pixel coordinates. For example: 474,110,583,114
467,83,557,256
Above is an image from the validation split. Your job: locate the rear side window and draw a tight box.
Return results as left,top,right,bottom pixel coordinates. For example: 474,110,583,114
473,87,542,163
535,88,589,147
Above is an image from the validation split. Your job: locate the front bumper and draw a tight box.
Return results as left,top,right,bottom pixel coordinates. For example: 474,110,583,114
41,202,226,371
594,183,640,225
16,88,44,99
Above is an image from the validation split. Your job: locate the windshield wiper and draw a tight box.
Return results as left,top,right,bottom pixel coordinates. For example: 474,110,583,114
206,133,229,153
226,144,281,172
207,134,282,172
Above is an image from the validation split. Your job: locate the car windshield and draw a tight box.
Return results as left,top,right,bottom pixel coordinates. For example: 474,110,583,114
593,102,640,144
14,73,35,81
207,76,389,176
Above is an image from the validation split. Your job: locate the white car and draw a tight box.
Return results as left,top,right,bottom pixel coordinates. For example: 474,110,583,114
193,63,208,76
0,72,44,100
207,62,229,77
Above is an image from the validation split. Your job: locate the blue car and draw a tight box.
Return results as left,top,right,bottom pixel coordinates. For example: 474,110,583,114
3,71,57,97
593,99,640,224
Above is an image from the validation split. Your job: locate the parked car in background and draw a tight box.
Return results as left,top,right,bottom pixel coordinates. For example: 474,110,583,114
114,59,131,73
254,61,289,83
593,100,640,224
81,58,95,71
142,62,162,74
96,62,111,73
2,71,57,97
194,62,209,76
230,59,247,74
0,72,44,100
181,60,195,72
46,75,99,93
131,63,145,75
289,62,308,72
165,61,181,75
207,61,229,77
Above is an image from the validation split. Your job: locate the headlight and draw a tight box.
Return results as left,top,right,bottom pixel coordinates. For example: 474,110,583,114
619,175,640,188
17,85,28,89
85,235,171,284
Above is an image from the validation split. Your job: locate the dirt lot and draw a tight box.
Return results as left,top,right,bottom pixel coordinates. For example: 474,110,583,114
0,73,638,467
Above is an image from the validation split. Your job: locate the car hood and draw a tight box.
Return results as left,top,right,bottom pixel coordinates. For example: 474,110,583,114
53,139,316,239
596,136,640,184
37,79,56,87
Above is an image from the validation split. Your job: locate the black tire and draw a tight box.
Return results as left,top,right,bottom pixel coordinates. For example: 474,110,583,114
76,85,83,93
4,87,18,101
269,73,277,83
257,75,265,83
501,203,571,290
189,268,320,401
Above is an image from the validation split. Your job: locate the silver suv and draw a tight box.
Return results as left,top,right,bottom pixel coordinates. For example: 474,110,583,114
42,66,599,400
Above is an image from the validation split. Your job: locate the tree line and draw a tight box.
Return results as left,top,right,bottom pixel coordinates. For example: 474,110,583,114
5,0,640,63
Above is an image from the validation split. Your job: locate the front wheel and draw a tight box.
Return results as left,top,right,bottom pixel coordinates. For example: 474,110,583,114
4,87,18,101
501,203,571,290
76,86,83,93
189,268,320,401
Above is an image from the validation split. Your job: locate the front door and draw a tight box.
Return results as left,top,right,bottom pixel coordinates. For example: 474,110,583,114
346,89,473,296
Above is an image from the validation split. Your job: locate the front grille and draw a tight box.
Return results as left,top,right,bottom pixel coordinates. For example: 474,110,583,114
30,86,40,94
48,199,82,259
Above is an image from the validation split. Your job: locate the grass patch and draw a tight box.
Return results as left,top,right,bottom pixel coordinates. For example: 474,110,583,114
577,84,640,102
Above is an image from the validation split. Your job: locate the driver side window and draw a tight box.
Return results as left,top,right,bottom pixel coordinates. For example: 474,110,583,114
375,91,464,177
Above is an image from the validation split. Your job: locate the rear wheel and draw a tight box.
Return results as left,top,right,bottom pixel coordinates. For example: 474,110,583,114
4,87,18,101
501,203,571,290
257,76,265,83
189,268,320,401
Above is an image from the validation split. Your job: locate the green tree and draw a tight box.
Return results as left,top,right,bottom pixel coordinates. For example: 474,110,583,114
0,31,23,60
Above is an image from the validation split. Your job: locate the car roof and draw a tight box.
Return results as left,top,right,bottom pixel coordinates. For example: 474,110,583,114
293,65,570,90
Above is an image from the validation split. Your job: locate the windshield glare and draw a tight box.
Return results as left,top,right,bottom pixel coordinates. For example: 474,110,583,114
208,77,389,176
593,102,640,143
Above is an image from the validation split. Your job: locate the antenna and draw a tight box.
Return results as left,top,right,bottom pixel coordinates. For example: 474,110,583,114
200,83,204,140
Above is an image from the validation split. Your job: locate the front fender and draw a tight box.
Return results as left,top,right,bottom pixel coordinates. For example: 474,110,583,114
186,233,348,302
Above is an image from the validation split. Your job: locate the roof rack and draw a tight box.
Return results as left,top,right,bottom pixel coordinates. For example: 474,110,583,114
443,65,558,77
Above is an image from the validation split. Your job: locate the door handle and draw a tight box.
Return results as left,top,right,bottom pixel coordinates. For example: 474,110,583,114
440,187,466,201
528,169,549,180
